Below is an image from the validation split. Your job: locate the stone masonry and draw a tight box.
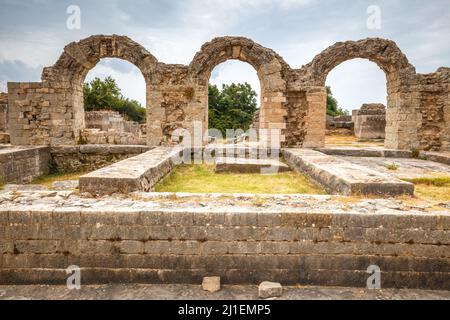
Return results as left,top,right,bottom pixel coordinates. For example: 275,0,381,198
0,93,7,132
0,201,448,289
0,146,50,184
4,36,450,151
353,104,386,140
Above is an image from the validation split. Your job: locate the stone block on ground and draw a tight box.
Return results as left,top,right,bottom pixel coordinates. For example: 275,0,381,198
79,146,183,195
202,277,221,293
215,157,291,174
258,282,283,299
282,148,414,196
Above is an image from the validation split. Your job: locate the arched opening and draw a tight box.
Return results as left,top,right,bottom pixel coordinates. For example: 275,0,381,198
208,60,261,143
325,58,388,148
81,58,147,145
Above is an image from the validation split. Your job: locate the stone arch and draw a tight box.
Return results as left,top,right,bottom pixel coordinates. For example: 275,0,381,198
188,37,291,143
41,35,158,144
303,38,418,150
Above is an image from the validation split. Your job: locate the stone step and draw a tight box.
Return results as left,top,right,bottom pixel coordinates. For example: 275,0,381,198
282,148,414,196
215,157,291,174
79,146,183,195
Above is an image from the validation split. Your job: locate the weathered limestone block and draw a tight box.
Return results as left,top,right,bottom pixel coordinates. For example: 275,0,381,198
282,148,414,196
258,282,283,298
354,104,386,140
202,277,221,292
79,146,183,195
215,157,291,174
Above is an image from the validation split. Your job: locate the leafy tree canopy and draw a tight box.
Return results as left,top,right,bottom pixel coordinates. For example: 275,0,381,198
83,77,146,123
208,83,258,136
326,86,348,117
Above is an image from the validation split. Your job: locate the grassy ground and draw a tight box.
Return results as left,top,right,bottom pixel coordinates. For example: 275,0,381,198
155,164,326,195
401,176,450,202
32,171,86,189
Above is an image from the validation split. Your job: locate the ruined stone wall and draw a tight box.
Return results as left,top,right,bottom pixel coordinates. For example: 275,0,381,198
80,129,146,146
0,146,50,184
0,208,448,289
5,35,450,151
0,93,7,132
414,68,450,151
50,145,152,173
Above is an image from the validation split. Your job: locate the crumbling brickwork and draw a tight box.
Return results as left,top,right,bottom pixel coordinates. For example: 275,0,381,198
4,35,450,151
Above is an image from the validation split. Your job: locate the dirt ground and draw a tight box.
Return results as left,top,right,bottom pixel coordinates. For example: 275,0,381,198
0,284,449,300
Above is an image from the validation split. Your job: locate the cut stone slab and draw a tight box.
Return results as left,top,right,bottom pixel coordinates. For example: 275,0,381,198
202,277,221,293
259,282,283,299
79,146,183,195
316,147,413,159
422,151,450,166
215,157,291,174
282,149,414,196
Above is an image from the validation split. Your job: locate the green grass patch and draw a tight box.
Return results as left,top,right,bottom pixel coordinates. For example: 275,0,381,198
155,164,326,195
402,176,450,187
386,163,399,171
32,171,86,188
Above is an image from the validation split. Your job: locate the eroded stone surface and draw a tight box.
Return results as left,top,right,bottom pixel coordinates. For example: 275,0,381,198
336,156,450,179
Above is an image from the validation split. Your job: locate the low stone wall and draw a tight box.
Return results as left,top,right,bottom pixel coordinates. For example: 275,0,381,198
51,145,152,173
80,129,147,146
0,146,50,184
283,149,414,196
0,207,448,289
79,146,183,195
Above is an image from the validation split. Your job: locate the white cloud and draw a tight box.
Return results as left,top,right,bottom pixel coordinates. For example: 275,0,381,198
326,59,387,112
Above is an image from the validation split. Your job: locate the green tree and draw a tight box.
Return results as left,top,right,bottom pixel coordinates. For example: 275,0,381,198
208,83,258,135
83,76,146,123
326,86,348,116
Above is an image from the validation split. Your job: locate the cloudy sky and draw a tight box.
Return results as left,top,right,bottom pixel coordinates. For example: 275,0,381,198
0,0,449,111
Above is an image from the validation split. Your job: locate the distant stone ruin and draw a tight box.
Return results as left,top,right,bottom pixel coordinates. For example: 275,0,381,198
2,35,450,151
353,104,386,140
82,110,146,145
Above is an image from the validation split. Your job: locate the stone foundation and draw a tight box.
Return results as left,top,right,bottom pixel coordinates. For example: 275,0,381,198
50,145,152,173
0,207,448,289
0,146,50,184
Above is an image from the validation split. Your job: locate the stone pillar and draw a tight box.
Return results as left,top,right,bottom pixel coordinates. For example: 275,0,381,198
303,87,327,148
385,92,420,150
